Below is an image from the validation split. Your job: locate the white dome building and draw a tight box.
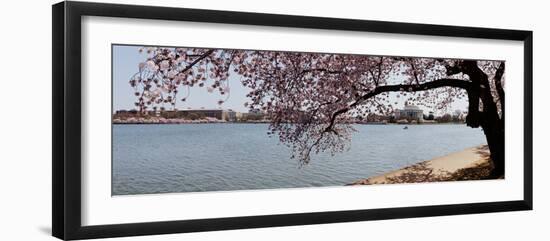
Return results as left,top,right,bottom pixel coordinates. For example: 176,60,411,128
395,104,424,121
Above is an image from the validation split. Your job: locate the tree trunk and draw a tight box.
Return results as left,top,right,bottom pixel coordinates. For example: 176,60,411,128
466,97,505,178
462,60,505,178
481,122,505,178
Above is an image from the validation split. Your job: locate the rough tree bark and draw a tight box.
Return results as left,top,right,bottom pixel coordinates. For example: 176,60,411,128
457,61,505,178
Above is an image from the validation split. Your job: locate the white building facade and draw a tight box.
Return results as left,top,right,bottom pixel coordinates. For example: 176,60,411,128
395,105,424,121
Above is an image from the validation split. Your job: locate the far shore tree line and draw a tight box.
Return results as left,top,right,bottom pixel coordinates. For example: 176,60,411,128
113,108,466,124
360,111,466,124
113,109,267,122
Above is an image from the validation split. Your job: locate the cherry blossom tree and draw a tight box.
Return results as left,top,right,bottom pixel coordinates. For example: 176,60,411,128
129,47,505,178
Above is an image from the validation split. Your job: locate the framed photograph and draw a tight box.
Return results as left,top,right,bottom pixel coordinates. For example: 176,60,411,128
52,1,533,240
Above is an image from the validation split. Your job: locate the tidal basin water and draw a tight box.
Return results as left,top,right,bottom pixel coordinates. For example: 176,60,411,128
112,124,486,195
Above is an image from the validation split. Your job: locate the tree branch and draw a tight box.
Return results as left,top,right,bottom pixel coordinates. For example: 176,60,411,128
179,49,215,74
301,68,342,75
408,59,421,85
324,78,471,132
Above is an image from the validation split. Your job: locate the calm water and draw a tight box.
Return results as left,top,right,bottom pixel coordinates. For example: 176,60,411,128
112,124,486,195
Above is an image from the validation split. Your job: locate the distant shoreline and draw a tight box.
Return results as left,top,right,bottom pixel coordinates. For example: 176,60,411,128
112,119,467,125
112,118,270,125
113,121,270,125
112,122,468,125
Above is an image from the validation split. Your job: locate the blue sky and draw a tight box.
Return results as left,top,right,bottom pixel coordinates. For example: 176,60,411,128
112,45,252,112
112,45,468,114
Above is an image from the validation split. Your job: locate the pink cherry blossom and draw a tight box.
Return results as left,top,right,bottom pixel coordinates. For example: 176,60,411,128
128,46,506,177
159,60,170,70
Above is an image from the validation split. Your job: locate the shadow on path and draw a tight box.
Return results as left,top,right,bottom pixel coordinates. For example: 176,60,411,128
352,145,497,185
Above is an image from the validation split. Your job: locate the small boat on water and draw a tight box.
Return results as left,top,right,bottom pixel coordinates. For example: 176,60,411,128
403,126,408,130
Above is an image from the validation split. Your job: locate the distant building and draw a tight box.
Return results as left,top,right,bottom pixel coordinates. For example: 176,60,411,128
178,109,237,121
140,109,239,121
225,109,239,122
241,108,266,121
395,104,424,121
114,109,140,118
115,109,138,115
114,108,258,122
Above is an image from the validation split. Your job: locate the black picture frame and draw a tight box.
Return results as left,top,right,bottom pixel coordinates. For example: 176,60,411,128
52,1,533,240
